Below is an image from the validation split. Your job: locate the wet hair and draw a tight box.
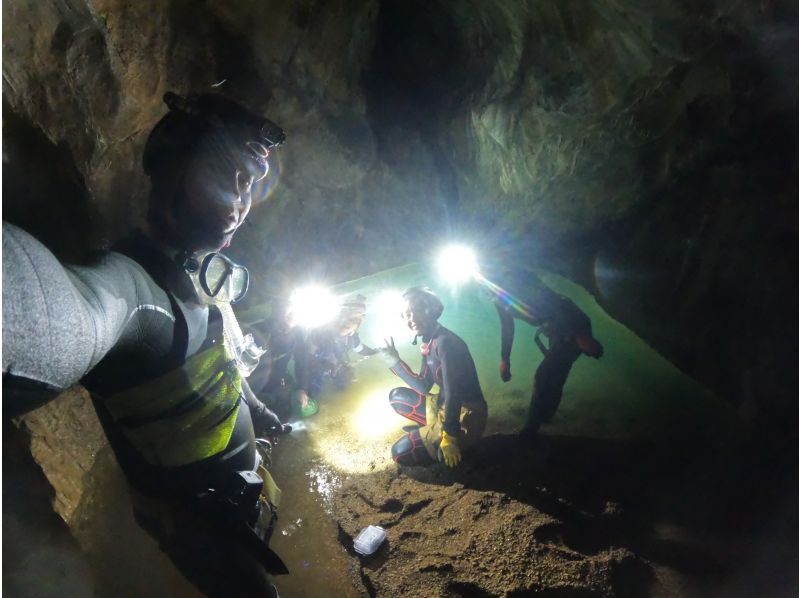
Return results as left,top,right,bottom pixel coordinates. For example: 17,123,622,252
402,287,444,320
143,92,285,226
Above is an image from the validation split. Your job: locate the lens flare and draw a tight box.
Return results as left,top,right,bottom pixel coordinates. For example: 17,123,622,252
289,285,340,329
436,244,479,285
368,289,408,341
477,274,539,322
251,152,282,206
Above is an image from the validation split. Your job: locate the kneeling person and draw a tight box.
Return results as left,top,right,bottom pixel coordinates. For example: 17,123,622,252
381,287,486,467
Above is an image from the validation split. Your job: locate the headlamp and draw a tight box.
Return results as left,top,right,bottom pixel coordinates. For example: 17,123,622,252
288,285,341,329
259,120,286,149
436,244,479,286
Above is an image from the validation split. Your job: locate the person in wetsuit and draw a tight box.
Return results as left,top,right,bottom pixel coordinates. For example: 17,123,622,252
305,295,377,400
380,287,487,467
488,268,604,441
248,299,311,421
3,92,289,597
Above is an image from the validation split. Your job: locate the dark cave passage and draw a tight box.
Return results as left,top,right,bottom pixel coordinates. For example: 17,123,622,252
2,0,796,596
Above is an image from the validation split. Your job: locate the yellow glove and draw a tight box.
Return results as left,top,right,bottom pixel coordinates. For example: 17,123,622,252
438,431,461,467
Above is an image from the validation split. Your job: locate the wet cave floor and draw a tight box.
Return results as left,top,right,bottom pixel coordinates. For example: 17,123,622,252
254,264,788,597
61,263,794,597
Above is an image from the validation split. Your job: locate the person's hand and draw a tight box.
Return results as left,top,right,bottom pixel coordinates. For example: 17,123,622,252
575,333,603,358
263,422,292,445
499,359,512,382
379,337,401,366
294,389,310,409
294,389,319,418
438,431,461,467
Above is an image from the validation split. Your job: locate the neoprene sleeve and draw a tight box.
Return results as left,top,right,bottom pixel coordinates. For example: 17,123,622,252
390,357,433,395
2,222,175,405
494,302,516,363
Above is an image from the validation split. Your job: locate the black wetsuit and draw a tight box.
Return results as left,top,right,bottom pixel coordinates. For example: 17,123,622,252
389,324,486,465
248,313,309,419
306,329,376,396
2,223,283,597
492,271,598,434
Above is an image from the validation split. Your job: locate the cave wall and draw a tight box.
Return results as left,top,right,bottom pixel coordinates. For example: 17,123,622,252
3,2,797,559
361,0,797,429
4,0,795,426
3,1,796,593
2,0,442,277
3,417,95,597
420,0,799,430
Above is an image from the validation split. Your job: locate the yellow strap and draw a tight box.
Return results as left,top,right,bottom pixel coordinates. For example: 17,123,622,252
105,344,232,420
258,464,282,508
102,342,244,467
133,404,241,467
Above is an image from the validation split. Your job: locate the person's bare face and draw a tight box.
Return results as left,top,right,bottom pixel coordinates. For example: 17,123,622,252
180,152,258,252
338,318,361,337
402,300,433,336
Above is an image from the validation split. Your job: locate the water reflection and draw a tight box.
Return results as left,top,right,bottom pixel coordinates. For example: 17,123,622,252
306,461,341,508
280,518,303,537
52,262,732,597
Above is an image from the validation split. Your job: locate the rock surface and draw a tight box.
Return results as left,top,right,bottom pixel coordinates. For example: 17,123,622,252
20,387,106,523
3,0,795,423
2,0,796,595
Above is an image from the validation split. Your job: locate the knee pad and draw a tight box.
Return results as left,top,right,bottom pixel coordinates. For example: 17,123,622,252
391,430,430,466
388,387,407,402
391,435,412,462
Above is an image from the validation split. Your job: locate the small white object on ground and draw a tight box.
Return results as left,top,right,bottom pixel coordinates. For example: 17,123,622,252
353,525,386,555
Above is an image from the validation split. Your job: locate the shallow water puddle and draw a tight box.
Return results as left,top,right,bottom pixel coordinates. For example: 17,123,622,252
263,263,733,596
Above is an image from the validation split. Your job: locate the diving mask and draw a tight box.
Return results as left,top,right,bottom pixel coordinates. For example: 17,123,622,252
184,251,249,305
182,251,265,377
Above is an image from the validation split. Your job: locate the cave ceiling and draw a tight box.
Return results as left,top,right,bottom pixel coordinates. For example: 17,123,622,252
2,0,797,417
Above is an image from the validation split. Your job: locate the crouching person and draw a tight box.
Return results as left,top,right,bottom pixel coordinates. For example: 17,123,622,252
380,287,487,467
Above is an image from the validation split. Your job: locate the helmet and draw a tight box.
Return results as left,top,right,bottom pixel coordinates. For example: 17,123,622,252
339,294,367,322
402,287,443,321
335,294,367,335
143,91,285,183
339,294,367,320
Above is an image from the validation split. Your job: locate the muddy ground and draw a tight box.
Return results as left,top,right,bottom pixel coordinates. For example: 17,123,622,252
6,389,796,597
326,431,796,597
7,263,796,597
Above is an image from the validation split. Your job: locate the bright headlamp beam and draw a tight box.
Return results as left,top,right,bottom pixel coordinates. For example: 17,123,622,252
371,289,408,340
350,388,403,439
288,285,340,329
436,244,479,285
373,290,405,319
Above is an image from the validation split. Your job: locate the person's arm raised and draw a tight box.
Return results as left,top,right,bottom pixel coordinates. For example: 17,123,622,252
3,222,175,415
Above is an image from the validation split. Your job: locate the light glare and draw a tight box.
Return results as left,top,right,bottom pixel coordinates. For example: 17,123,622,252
312,386,400,473
370,289,408,340
289,285,340,329
437,244,478,285
351,389,403,439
